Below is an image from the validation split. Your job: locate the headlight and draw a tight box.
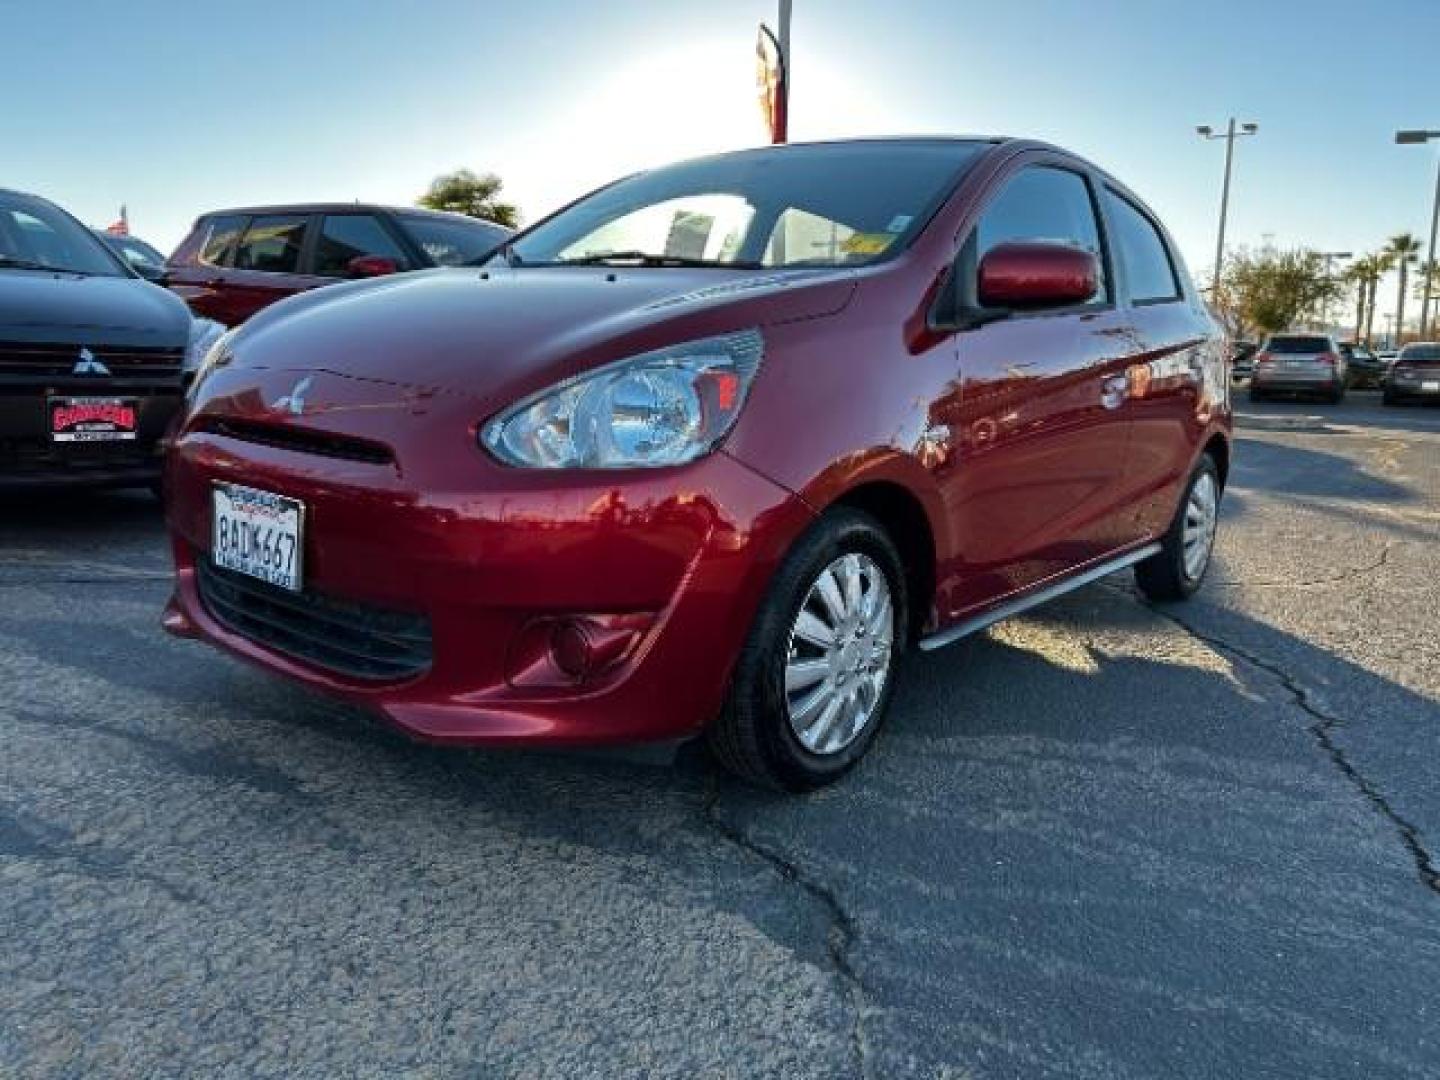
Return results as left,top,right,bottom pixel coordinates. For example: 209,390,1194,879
482,329,764,469
184,317,227,374
185,324,235,402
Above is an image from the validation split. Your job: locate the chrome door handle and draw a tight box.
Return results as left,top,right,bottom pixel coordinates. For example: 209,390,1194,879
1100,373,1128,410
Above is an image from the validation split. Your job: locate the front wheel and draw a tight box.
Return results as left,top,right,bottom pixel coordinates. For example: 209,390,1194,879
708,509,906,791
1135,456,1221,602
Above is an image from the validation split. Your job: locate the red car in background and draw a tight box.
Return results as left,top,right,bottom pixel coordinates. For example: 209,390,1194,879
165,203,510,326
162,138,1231,790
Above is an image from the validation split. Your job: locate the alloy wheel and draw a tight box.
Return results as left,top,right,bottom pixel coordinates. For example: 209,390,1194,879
1182,472,1219,581
783,552,895,755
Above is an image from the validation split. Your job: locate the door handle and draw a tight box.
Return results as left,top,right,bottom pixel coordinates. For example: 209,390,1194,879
1100,373,1128,410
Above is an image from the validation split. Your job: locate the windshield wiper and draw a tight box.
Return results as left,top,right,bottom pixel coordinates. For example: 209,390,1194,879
554,250,763,269
0,255,78,273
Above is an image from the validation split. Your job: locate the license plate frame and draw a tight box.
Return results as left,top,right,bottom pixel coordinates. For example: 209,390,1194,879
211,483,306,592
48,396,140,443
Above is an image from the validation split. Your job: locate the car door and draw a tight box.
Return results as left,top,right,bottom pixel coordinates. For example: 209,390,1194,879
1096,185,1219,540
939,162,1146,616
165,213,248,324
222,214,329,323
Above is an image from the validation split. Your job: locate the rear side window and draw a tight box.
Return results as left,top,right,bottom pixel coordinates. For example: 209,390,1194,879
976,167,1108,304
233,215,309,274
1102,190,1180,303
199,214,247,267
314,215,410,277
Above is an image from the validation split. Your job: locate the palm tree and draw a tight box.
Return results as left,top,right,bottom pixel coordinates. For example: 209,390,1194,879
1385,233,1423,343
1348,253,1389,345
1413,259,1439,338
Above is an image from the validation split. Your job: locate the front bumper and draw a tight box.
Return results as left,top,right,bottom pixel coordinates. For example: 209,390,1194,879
162,428,813,746
0,383,180,488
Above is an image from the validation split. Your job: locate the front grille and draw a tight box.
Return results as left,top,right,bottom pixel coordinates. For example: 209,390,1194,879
196,557,432,682
0,342,185,380
197,417,395,465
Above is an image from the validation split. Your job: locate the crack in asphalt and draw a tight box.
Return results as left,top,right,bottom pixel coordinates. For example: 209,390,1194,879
700,776,872,1080
1212,543,1394,589
1142,601,1440,899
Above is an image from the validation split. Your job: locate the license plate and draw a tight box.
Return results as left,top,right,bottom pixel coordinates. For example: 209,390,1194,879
212,483,305,592
1422,380,1439,392
49,396,139,442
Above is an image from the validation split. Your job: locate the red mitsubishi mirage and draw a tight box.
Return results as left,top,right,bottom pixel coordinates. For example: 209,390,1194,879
163,138,1231,790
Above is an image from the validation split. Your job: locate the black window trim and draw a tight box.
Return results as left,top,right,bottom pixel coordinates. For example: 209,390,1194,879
1099,184,1184,308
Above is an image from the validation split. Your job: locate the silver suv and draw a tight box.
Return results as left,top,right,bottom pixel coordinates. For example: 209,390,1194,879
1250,333,1347,404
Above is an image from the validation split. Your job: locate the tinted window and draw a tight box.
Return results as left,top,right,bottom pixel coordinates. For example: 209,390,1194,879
508,141,986,268
1102,190,1180,303
1399,344,1440,361
976,167,1107,303
199,214,247,267
0,192,124,276
314,215,409,277
401,215,508,266
233,215,308,274
1266,336,1332,353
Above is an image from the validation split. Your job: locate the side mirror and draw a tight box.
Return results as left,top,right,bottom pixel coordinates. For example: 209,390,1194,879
977,242,1099,310
346,254,400,279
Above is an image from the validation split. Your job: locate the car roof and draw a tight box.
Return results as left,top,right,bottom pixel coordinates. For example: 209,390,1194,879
193,202,499,224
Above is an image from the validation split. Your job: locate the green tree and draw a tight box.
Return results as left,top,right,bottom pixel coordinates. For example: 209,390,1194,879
417,169,520,227
1384,232,1422,341
1222,247,1343,335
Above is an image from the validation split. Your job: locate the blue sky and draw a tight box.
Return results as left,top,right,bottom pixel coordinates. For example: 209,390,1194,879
6,0,1439,314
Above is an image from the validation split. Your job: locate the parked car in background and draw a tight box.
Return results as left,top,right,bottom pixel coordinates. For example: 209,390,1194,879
1250,333,1347,403
93,230,167,282
163,137,1231,790
1230,340,1258,381
1383,342,1440,405
165,204,512,326
1,189,220,489
1338,341,1386,389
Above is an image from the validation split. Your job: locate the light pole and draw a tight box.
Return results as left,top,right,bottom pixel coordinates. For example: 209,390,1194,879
1317,250,1352,329
1197,119,1258,296
1396,129,1440,339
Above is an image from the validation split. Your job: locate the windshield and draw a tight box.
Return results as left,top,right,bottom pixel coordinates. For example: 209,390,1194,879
0,192,125,276
1266,336,1331,353
503,141,986,270
1399,344,1440,362
402,214,509,266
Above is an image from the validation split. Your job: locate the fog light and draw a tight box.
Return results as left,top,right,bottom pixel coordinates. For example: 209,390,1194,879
507,612,655,689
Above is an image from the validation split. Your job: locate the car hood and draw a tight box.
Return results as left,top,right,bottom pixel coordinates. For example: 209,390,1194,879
227,265,858,408
0,270,191,346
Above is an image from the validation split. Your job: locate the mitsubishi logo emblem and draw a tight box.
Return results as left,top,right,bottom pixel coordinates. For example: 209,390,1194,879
272,376,313,416
72,348,111,376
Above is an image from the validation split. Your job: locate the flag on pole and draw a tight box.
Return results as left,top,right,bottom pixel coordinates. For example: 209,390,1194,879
106,205,129,236
755,24,787,144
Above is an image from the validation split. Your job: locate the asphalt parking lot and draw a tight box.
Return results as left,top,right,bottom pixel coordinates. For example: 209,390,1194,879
1,391,1437,1079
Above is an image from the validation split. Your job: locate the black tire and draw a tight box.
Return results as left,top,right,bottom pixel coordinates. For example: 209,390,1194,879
707,508,908,792
1328,383,1346,405
1134,455,1221,603
1382,389,1401,407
